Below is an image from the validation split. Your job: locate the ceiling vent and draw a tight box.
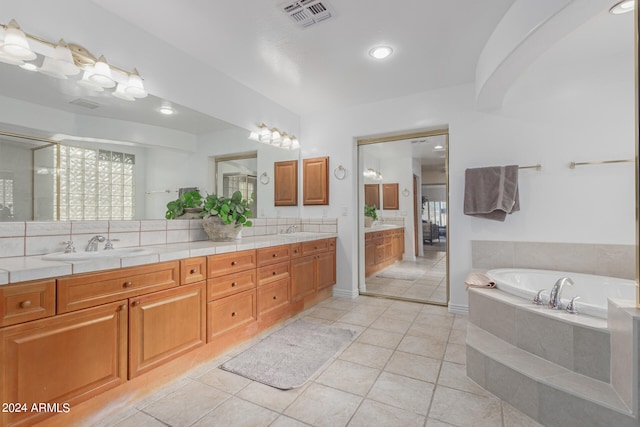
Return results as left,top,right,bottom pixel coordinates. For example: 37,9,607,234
280,0,335,28
69,98,100,109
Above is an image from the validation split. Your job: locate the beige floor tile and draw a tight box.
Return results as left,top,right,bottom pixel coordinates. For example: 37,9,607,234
384,351,441,383
348,399,426,427
414,313,454,328
356,328,404,349
319,298,360,311
388,300,425,313
452,315,469,331
332,322,366,337
134,376,194,410
420,304,453,317
112,411,166,427
339,342,394,369
350,304,388,317
92,406,139,427
369,316,413,334
306,307,349,321
195,367,252,394
316,359,380,396
191,396,279,427
448,328,467,345
381,307,420,323
428,386,503,427
366,371,434,416
425,418,457,426
270,415,313,427
141,380,230,427
502,401,544,427
284,383,362,427
236,381,305,413
406,323,451,341
300,315,334,325
355,296,394,307
397,335,447,360
437,361,493,397
337,310,381,327
443,342,466,365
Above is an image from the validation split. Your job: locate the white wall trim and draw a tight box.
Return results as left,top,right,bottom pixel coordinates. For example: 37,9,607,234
333,288,360,299
448,303,469,315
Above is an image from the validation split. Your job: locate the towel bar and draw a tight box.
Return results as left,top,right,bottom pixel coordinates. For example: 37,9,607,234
569,159,634,169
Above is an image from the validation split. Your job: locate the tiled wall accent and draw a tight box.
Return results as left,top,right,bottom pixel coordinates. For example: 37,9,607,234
379,216,405,226
609,299,640,413
472,240,636,280
0,217,338,258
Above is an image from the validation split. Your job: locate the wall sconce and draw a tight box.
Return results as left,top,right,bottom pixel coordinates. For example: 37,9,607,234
0,19,148,101
248,123,300,150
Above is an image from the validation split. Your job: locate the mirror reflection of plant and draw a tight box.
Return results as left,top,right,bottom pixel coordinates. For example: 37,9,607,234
364,204,378,221
201,191,253,227
165,190,203,219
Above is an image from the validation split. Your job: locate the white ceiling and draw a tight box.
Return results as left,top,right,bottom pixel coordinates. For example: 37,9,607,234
92,0,516,115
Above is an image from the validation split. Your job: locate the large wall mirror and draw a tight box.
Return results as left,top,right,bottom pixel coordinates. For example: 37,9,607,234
0,62,299,222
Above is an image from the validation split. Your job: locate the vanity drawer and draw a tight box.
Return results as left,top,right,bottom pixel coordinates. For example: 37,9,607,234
181,257,206,285
207,270,256,301
207,289,257,339
301,238,329,256
257,278,290,316
208,250,257,278
0,279,56,327
257,245,291,267
328,238,336,252
290,243,302,259
57,261,179,313
257,261,290,286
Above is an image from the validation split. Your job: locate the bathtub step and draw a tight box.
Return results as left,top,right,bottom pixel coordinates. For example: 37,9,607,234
466,324,636,427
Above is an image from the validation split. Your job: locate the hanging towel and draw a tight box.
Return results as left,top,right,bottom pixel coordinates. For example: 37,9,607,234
463,165,520,222
464,272,496,290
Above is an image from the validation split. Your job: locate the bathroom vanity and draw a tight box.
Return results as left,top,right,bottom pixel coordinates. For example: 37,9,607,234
0,234,336,427
364,225,405,277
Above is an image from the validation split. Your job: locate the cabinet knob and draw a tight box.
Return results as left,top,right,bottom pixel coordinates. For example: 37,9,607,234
231,282,237,287
231,261,237,266
272,253,278,257
231,311,237,317
132,300,141,306
272,271,277,276
119,304,127,311
273,296,277,300
123,281,132,288
20,300,31,309
190,268,197,274
294,249,298,253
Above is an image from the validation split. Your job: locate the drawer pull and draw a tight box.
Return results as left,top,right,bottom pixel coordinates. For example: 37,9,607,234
273,253,278,257
231,261,237,266
294,249,298,253
231,282,237,287
272,271,277,276
231,311,237,317
190,268,197,274
123,281,132,288
132,300,141,307
314,246,318,250
119,304,127,311
273,295,277,300
20,300,32,309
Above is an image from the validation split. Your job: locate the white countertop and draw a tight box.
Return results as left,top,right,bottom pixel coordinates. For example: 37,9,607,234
364,224,404,233
0,232,338,285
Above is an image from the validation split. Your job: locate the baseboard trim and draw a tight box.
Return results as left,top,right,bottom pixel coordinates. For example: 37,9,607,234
448,303,468,315
333,288,359,299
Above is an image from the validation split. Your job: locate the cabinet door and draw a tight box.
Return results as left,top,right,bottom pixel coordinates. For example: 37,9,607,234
364,184,380,209
180,257,206,285
382,183,399,210
0,301,127,427
365,240,376,275
129,282,206,378
303,156,329,205
316,252,336,290
274,160,298,206
290,256,316,299
207,289,257,340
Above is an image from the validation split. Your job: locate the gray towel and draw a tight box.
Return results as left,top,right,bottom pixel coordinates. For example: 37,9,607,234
463,165,519,221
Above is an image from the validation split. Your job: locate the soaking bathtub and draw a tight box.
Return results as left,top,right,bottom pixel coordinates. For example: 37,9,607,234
486,268,637,319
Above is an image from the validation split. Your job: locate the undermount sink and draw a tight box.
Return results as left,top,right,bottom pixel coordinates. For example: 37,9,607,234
42,248,153,262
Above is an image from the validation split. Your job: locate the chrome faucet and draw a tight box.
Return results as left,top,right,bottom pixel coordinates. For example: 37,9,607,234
285,225,297,234
548,277,574,310
86,235,106,252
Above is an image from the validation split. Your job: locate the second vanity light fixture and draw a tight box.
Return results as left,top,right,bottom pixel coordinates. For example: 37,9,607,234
248,123,300,150
0,19,147,101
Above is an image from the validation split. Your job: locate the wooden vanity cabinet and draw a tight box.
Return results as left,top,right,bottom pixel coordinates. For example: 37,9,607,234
180,257,206,285
0,300,127,427
382,183,399,210
291,238,336,300
364,228,405,277
274,160,298,206
303,156,329,205
0,279,55,327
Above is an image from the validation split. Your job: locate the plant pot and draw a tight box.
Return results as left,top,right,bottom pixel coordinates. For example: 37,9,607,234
179,207,203,219
364,217,373,227
202,215,243,241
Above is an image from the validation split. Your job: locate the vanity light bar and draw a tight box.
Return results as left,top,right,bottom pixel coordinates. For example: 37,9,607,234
248,123,300,150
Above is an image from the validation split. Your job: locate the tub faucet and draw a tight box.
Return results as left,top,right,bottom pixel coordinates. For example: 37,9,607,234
548,277,574,310
86,235,106,252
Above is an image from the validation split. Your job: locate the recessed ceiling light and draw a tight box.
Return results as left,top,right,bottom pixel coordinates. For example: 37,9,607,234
609,0,634,14
369,46,393,60
159,105,174,115
433,145,444,150
19,62,38,71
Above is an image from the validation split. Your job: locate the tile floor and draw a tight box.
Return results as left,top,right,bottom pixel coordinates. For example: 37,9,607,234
95,295,542,427
365,251,447,304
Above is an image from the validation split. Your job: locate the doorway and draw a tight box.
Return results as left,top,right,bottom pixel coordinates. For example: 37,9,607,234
357,129,449,306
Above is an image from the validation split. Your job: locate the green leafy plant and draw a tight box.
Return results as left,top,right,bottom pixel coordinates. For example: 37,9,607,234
364,204,378,221
201,191,253,227
165,190,203,219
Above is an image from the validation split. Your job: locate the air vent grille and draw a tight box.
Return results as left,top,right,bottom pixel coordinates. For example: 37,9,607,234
70,98,100,109
280,0,335,28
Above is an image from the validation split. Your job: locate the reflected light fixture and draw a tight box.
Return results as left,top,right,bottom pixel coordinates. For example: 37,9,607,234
609,0,634,14
248,123,300,150
159,104,175,115
369,45,393,59
363,168,383,180
0,19,148,101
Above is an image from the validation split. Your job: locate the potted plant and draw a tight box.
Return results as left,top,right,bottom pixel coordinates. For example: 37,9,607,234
165,190,203,219
364,204,378,227
200,191,253,241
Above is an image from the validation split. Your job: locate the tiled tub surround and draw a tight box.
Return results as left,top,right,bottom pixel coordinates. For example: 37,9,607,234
0,218,337,284
467,288,640,427
471,240,636,281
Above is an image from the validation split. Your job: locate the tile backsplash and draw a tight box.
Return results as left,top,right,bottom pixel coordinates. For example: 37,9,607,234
0,218,338,258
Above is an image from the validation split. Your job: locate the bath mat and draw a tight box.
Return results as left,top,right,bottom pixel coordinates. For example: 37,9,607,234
220,319,357,389
376,266,426,281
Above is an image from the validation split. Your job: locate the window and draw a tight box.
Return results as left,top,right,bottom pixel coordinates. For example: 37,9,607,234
423,200,447,227
0,172,14,221
58,146,135,220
